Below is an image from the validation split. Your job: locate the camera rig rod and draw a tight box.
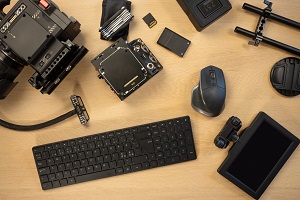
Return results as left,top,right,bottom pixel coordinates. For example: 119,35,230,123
235,1,300,56
235,27,300,56
242,3,300,29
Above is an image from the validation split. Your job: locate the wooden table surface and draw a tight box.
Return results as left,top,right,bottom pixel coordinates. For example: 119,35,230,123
0,0,299,199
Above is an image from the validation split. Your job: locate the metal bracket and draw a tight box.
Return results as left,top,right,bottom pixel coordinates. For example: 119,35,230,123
248,0,273,46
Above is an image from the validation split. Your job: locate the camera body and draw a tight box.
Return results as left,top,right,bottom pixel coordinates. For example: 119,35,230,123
0,0,88,99
214,116,242,149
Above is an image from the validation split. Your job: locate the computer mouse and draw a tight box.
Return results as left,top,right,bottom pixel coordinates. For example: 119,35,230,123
191,66,226,117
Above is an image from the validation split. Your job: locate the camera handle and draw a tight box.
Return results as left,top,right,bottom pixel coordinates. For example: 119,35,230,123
0,0,10,20
214,116,242,149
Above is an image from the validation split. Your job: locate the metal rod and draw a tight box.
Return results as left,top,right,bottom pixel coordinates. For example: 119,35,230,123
242,3,300,29
235,26,300,56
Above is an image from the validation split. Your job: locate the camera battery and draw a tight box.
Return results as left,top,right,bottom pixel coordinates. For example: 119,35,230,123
176,0,232,31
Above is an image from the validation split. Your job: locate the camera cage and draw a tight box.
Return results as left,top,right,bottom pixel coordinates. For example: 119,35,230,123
0,0,88,99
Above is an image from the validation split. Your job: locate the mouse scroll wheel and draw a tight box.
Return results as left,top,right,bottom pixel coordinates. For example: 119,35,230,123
210,71,216,79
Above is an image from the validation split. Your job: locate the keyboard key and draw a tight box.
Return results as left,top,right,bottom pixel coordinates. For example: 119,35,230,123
88,158,96,165
124,166,131,173
156,152,164,159
104,155,111,162
116,168,124,175
40,175,48,183
150,161,157,168
140,139,154,153
117,160,124,167
187,146,196,160
75,169,116,183
73,160,80,168
138,125,150,132
85,151,93,158
79,167,86,175
78,152,85,160
50,165,57,173
47,158,55,166
93,149,101,157
135,131,151,140
86,166,94,173
135,148,143,156
63,170,71,178
124,158,132,165
166,156,180,165
94,164,101,171
71,169,79,176
158,159,165,166
163,143,170,150
36,160,47,168
116,144,124,151
110,161,117,169
172,149,179,156
52,180,60,188
148,154,156,160
180,155,188,161
48,173,56,181
132,164,142,172
132,155,148,164
111,152,119,160
60,179,68,186
180,147,187,154
42,182,52,190
184,131,194,145
33,147,44,153
102,163,109,170
128,150,135,157
142,162,150,169
68,177,75,185
62,155,70,162
56,172,63,179
38,167,50,175
58,164,65,171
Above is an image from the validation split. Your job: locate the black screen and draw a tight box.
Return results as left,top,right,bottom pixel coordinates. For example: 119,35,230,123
198,0,223,18
227,121,292,192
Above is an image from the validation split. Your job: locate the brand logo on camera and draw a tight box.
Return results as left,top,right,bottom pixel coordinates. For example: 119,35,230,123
1,4,27,33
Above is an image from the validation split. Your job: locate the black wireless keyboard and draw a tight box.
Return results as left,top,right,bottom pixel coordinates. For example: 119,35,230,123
32,116,197,190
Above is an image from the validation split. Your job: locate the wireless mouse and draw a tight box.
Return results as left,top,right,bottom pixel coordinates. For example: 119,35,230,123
191,66,226,117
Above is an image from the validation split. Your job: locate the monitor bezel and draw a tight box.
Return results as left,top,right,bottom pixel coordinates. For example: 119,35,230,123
217,112,299,199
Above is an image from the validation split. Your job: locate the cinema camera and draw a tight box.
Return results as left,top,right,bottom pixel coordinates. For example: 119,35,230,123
0,0,88,100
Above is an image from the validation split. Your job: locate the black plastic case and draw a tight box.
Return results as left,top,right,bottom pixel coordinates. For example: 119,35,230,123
218,112,299,199
176,0,232,31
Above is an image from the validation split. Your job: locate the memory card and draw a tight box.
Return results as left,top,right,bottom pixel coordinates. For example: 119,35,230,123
143,13,157,28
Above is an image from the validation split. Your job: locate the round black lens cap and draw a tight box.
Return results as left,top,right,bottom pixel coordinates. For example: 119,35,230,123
270,57,300,97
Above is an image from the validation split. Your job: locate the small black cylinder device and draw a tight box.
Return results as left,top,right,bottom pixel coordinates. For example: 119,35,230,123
176,0,232,31
0,0,88,100
214,116,242,149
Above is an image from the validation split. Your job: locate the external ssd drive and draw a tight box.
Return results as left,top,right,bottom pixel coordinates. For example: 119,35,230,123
157,28,191,57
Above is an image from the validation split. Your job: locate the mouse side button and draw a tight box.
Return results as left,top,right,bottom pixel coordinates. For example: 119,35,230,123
215,68,226,89
200,67,213,90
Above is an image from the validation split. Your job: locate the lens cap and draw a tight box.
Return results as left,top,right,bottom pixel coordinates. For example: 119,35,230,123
270,57,300,96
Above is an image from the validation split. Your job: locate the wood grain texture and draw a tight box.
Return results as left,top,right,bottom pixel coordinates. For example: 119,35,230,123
0,0,299,199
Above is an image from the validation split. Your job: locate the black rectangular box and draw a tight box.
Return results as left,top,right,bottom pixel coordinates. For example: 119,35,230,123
176,0,232,31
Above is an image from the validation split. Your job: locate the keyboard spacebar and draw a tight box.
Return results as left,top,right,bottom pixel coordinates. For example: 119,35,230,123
75,169,116,183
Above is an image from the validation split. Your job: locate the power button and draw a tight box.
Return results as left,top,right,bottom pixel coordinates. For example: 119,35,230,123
39,0,49,9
